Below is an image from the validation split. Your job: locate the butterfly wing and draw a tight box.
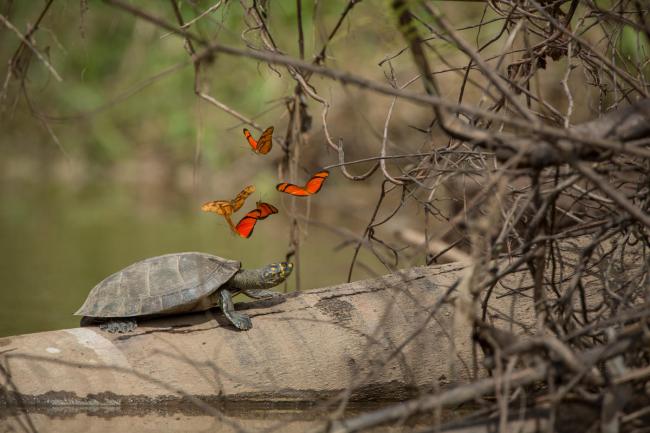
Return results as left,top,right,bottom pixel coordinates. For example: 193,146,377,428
304,170,329,194
243,127,273,154
243,128,258,152
255,201,279,219
276,182,311,196
201,200,233,215
231,185,256,212
223,214,236,232
234,209,262,238
256,126,273,155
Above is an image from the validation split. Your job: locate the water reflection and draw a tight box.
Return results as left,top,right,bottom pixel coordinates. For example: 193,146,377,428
0,404,457,433
0,404,552,433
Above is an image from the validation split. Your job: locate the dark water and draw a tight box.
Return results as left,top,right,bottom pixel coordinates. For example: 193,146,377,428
0,403,552,433
0,178,382,338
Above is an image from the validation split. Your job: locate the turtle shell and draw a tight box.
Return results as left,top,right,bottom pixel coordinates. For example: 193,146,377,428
75,252,241,318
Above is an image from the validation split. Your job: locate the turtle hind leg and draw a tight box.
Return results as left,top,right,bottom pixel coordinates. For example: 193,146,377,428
80,316,98,327
99,319,138,334
80,316,136,333
242,289,280,300
219,289,252,331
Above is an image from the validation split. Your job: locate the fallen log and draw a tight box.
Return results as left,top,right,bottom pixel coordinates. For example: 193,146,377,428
0,262,528,408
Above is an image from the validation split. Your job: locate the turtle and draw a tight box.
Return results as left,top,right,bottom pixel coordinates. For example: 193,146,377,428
75,252,292,333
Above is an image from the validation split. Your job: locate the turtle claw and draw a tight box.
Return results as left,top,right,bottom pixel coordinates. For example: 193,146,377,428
229,312,253,331
100,320,138,333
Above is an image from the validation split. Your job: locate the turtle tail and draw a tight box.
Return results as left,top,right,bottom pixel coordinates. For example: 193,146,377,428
229,262,293,290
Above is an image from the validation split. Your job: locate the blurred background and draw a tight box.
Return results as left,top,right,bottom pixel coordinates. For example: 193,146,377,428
1,0,646,337
0,0,424,336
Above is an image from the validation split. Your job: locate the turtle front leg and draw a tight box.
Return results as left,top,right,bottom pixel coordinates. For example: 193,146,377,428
219,288,252,330
242,289,281,299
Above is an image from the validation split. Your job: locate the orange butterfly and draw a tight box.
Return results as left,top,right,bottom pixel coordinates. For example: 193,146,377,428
276,170,329,196
243,126,273,155
235,201,279,238
254,201,279,219
202,185,256,231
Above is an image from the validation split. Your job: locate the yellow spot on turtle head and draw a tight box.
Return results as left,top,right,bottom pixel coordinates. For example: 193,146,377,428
281,262,293,277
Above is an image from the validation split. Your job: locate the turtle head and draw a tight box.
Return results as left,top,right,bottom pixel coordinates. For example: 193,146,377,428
230,262,294,290
261,262,293,287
